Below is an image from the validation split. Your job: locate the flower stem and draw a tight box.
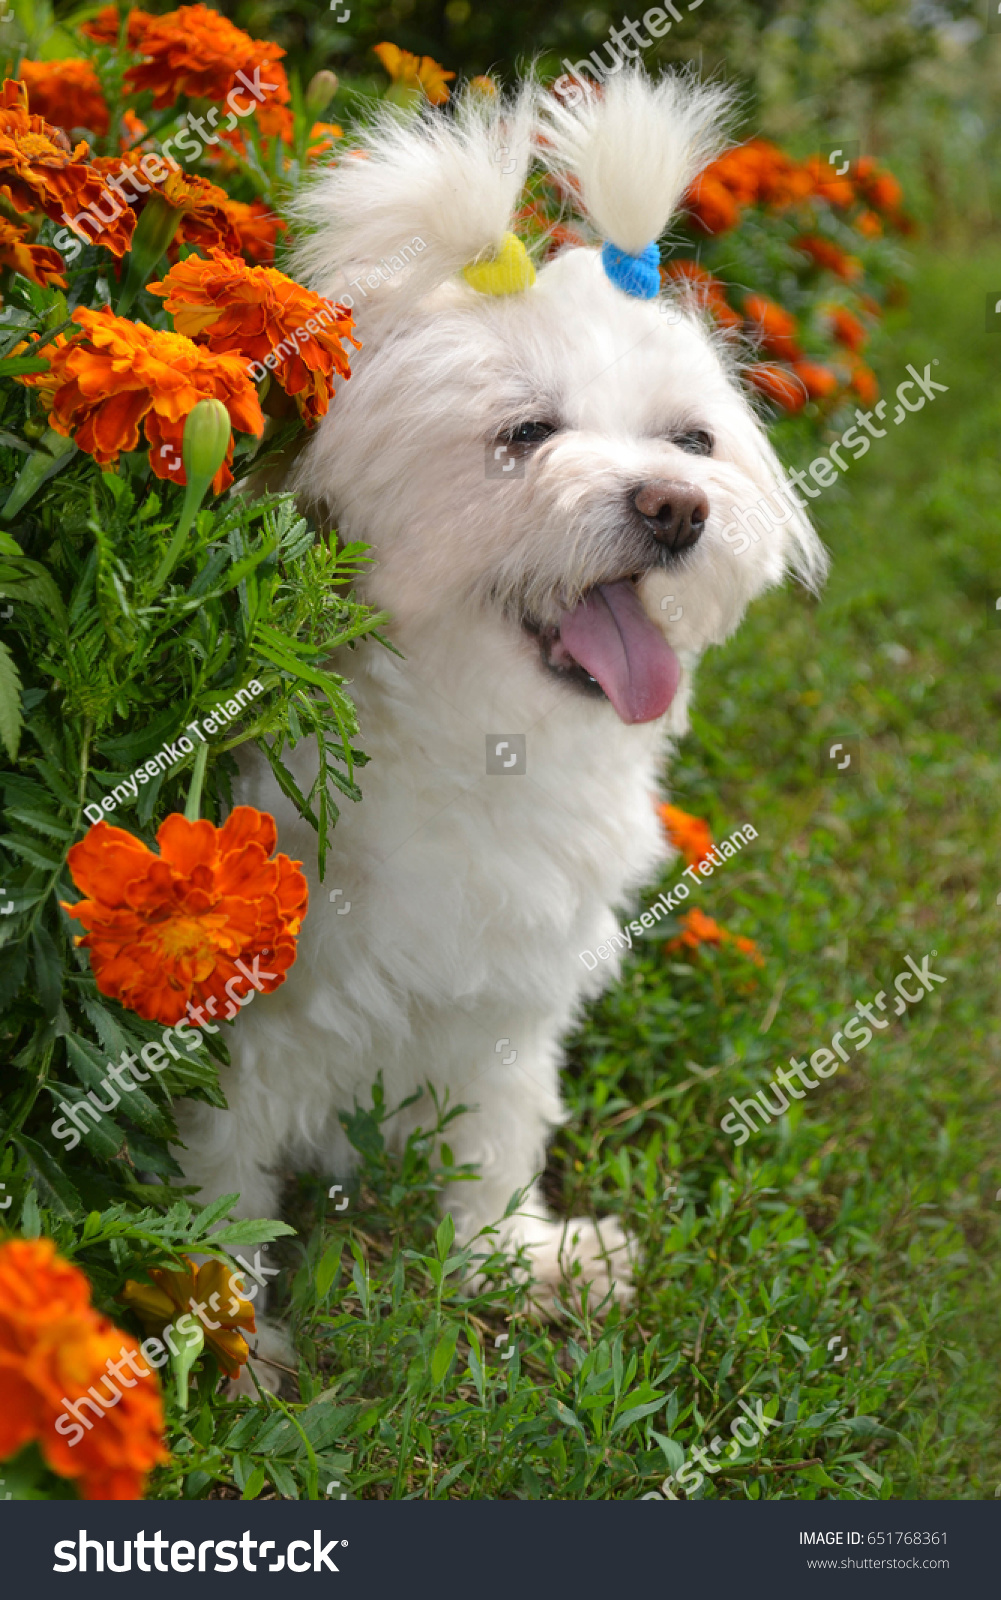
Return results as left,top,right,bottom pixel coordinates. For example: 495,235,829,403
150,480,202,590
184,740,209,822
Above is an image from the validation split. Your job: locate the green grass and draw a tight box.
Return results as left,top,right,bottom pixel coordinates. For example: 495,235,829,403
99,246,1001,1502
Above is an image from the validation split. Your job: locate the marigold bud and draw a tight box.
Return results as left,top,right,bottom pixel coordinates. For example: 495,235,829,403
182,397,231,488
306,69,339,117
117,194,182,315
151,400,233,587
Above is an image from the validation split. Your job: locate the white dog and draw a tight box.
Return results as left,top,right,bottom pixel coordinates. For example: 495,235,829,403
173,71,826,1368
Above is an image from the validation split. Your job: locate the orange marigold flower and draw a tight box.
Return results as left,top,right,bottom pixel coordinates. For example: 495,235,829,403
125,3,291,117
150,249,358,425
61,808,308,1027
666,907,724,952
710,298,744,331
746,362,807,414
17,306,263,491
120,108,148,150
743,293,801,363
307,120,343,162
850,360,879,406
756,149,814,209
657,803,714,869
0,79,135,257
224,197,286,265
684,173,740,235
543,221,587,258
805,154,855,209
0,217,67,288
664,258,714,288
0,1238,167,1500
663,260,743,329
856,158,903,215
794,235,862,282
256,100,295,145
829,305,867,352
791,359,839,400
81,5,154,47
688,141,814,215
88,162,260,260
666,908,763,964
18,58,109,137
158,169,244,256
856,208,882,238
513,202,585,260
120,1257,256,1380
704,145,762,206
732,935,765,964
374,41,455,105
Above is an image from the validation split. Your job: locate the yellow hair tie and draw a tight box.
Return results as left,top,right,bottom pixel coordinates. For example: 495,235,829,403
462,231,536,296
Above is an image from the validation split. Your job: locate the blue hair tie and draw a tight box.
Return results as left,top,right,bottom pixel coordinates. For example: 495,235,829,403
601,240,660,300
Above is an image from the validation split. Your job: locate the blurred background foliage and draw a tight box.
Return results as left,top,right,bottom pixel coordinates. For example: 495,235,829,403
48,0,998,236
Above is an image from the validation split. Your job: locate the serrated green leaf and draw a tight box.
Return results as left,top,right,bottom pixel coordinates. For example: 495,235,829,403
0,938,29,1008
0,564,68,629
0,638,23,760
202,1218,296,1247
4,807,74,841
0,429,76,520
192,1193,241,1236
13,1133,81,1218
46,1083,125,1161
64,1035,172,1138
31,923,62,1024
3,832,59,870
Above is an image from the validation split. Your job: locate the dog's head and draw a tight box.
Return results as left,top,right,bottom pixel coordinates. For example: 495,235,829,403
291,71,827,728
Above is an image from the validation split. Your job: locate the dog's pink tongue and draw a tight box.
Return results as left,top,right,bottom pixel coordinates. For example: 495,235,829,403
558,581,681,724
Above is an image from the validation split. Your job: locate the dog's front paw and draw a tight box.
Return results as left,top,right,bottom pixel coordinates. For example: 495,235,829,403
521,1216,634,1313
226,1317,296,1398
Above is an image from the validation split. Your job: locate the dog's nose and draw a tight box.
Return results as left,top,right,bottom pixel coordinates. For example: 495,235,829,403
633,480,708,552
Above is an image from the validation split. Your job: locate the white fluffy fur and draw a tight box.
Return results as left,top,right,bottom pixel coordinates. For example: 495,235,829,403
540,70,733,255
290,83,538,317
173,72,827,1380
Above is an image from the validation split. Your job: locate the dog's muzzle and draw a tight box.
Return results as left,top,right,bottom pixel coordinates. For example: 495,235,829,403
532,579,682,726
633,479,708,554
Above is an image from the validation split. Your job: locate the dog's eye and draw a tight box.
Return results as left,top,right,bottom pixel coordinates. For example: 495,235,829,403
673,429,714,456
505,421,557,446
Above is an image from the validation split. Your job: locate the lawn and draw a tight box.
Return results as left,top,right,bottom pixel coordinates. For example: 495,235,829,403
31,245,996,1505
170,242,998,1505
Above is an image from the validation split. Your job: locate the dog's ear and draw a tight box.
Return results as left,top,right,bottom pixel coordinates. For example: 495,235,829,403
538,69,733,256
732,409,830,594
290,82,538,323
